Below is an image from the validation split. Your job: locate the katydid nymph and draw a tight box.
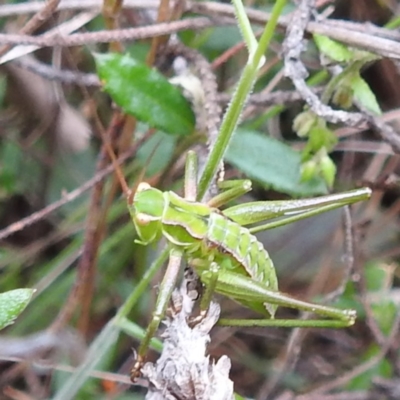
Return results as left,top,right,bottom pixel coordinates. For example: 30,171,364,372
126,150,371,381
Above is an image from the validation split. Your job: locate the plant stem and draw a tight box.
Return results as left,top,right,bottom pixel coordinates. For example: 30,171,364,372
231,0,258,55
197,0,287,200
53,246,169,398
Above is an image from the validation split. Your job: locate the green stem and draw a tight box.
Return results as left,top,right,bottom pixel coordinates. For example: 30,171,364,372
53,247,169,399
54,319,120,400
197,0,287,200
384,15,400,29
117,316,163,351
307,69,329,86
252,0,286,70
231,0,258,54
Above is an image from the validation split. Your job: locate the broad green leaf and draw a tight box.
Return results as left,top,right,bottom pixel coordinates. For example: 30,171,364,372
0,289,35,330
313,34,353,62
226,129,327,196
352,74,382,115
95,53,195,136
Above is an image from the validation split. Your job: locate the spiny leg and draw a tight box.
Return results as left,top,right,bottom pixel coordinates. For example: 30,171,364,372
202,269,356,328
130,248,183,381
223,187,371,229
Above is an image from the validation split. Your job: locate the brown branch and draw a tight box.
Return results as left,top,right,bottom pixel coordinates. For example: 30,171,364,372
0,142,143,242
190,1,400,60
2,1,400,60
0,0,60,58
49,122,152,333
14,0,60,35
8,57,324,108
0,0,157,17
11,57,101,86
282,0,365,127
102,0,124,52
74,114,125,335
281,0,400,153
0,17,227,47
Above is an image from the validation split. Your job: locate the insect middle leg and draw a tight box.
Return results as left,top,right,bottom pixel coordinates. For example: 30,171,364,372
188,261,221,326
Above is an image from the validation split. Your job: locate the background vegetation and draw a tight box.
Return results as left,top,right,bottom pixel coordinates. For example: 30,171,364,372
0,0,399,399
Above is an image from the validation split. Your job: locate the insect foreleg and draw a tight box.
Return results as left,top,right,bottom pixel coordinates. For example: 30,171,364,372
130,248,183,381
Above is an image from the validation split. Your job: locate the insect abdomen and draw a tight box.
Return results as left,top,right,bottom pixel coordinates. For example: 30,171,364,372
207,212,278,293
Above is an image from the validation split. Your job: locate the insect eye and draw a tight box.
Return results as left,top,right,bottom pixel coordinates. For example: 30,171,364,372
137,182,151,192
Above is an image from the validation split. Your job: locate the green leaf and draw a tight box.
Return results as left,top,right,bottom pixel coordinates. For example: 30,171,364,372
313,34,354,62
226,129,328,196
319,154,337,189
308,123,338,153
0,289,35,330
94,53,195,136
371,300,397,336
293,110,317,137
365,263,391,292
351,74,382,115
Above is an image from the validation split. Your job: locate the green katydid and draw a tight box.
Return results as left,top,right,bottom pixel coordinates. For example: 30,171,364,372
90,0,369,384
125,150,371,381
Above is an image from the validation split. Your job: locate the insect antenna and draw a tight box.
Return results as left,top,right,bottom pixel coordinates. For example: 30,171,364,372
97,116,132,199
98,122,162,206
